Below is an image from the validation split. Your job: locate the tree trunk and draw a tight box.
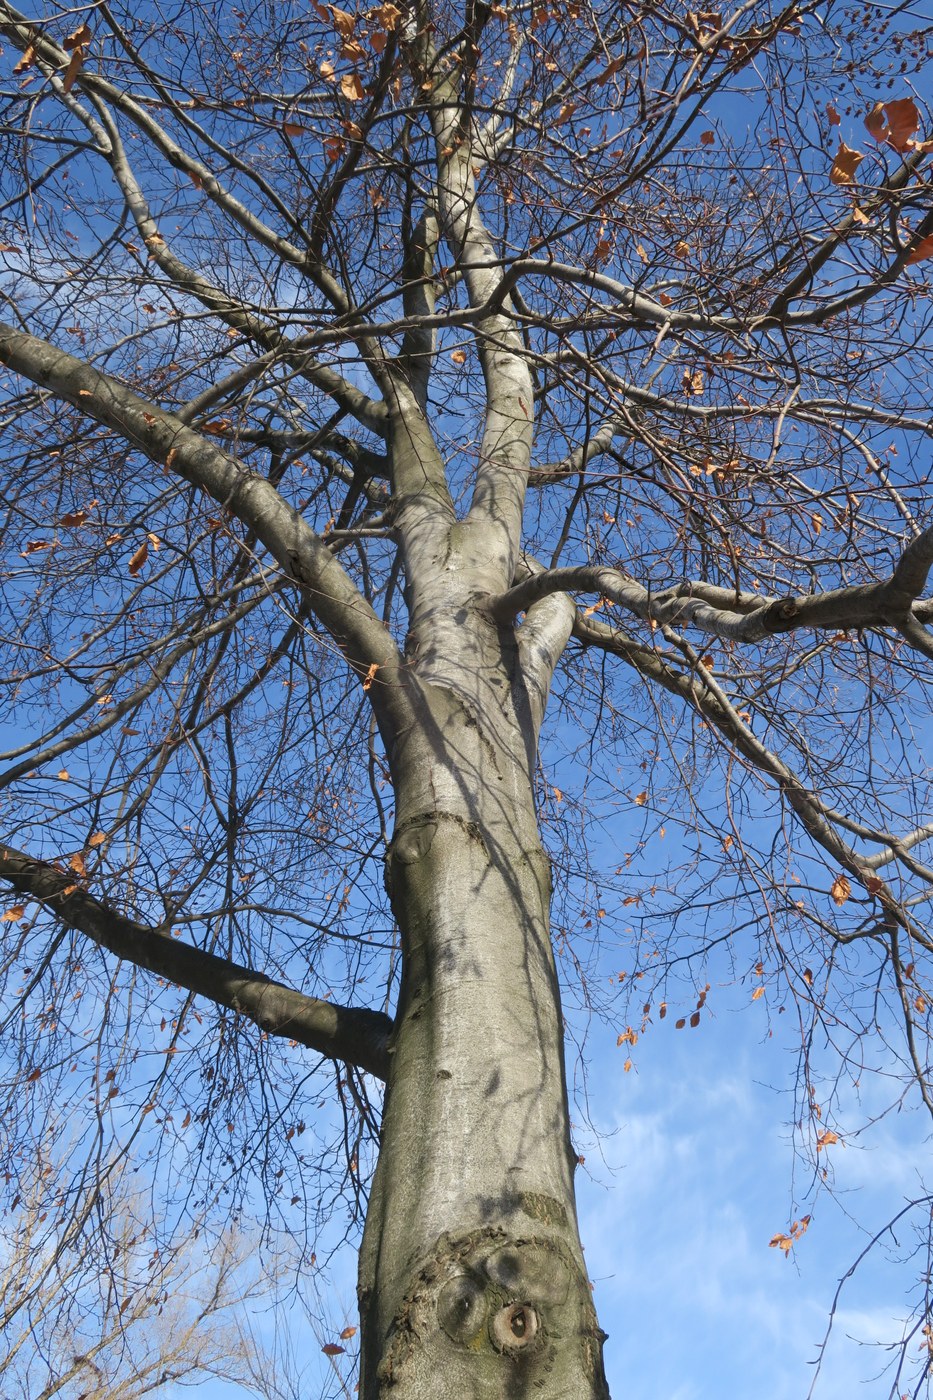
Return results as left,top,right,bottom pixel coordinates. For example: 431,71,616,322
358,581,610,1399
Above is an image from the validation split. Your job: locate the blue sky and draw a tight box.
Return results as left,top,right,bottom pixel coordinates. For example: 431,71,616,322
581,1002,931,1400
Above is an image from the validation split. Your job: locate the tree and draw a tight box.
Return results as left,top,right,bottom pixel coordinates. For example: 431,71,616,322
1,1141,273,1399
0,0,932,1394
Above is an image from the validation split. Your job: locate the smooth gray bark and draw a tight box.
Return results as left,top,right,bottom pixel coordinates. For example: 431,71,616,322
359,585,609,1399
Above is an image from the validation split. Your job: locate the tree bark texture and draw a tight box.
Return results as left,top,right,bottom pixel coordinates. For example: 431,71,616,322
358,541,608,1398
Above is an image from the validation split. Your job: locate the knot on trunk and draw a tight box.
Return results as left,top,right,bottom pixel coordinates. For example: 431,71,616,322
373,1228,609,1397
384,811,487,886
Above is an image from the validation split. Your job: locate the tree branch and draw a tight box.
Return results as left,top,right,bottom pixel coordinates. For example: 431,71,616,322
489,544,933,644
398,205,439,410
407,9,533,578
764,151,933,323
0,321,404,694
0,843,392,1080
0,8,389,438
568,612,931,949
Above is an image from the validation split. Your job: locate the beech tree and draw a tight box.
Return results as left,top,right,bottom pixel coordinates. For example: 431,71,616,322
1,0,933,1395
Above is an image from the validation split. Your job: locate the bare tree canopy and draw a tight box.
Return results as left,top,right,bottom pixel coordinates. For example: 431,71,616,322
0,0,932,1394
1,1144,274,1400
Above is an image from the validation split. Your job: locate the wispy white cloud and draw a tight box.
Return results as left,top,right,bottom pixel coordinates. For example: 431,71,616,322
577,1006,924,1400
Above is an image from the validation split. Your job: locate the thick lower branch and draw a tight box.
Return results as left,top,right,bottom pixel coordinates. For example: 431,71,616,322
0,843,391,1080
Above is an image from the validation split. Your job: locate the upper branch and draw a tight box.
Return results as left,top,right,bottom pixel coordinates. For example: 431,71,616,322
513,556,576,738
488,540,933,647
0,6,389,438
569,612,931,949
398,205,440,411
407,7,534,579
0,1,348,310
764,150,933,324
0,322,410,737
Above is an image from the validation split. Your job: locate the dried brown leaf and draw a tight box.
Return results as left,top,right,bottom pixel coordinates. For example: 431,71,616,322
830,873,851,905
906,232,933,266
61,47,85,93
13,45,36,75
328,5,356,36
128,540,149,577
372,1,401,28
829,142,864,186
63,23,93,51
340,72,365,101
58,508,88,528
865,96,919,152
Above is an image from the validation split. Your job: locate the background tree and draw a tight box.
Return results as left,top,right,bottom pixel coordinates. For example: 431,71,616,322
1,1142,274,1399
0,0,932,1395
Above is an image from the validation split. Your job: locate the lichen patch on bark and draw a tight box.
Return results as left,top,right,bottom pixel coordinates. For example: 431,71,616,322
517,1192,568,1229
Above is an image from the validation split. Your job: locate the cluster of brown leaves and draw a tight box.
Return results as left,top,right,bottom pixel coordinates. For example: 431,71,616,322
829,99,933,263
769,1215,811,1257
12,22,92,93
